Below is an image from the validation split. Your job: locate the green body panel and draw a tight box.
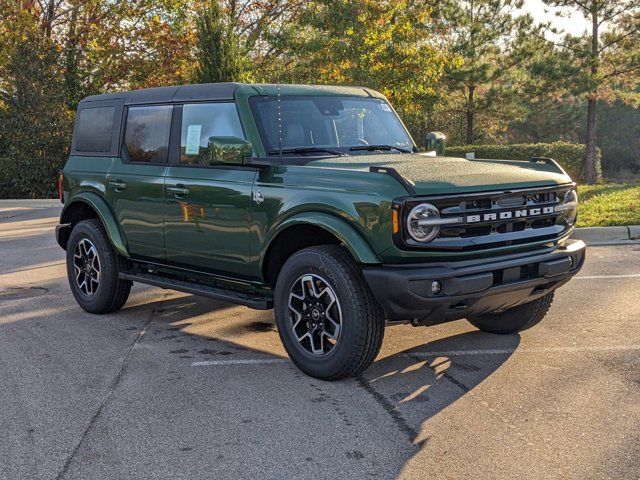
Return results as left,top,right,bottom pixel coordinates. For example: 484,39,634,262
106,159,167,260
234,86,267,157
164,165,257,278
250,164,408,274
259,211,382,268
61,83,578,289
61,187,129,257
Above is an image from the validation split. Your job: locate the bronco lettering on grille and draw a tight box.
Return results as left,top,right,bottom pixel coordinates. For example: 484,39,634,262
466,206,555,223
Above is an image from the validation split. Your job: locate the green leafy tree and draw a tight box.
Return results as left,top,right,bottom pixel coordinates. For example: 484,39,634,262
193,0,245,83
543,0,640,183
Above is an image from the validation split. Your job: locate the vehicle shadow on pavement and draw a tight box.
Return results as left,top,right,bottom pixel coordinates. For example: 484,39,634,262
0,281,520,479
113,292,521,474
359,330,520,448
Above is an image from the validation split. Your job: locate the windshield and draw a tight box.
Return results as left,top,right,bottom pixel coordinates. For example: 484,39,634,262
250,95,415,156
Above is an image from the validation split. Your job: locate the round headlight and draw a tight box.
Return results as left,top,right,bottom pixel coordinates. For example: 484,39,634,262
407,203,441,242
562,189,578,225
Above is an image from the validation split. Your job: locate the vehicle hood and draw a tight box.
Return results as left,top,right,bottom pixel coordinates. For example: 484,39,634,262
306,153,573,195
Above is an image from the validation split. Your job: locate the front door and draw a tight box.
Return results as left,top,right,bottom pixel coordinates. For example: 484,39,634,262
163,102,256,279
106,104,173,260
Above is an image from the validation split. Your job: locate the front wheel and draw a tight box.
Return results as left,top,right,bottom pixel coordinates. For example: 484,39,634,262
274,245,385,380
467,292,555,334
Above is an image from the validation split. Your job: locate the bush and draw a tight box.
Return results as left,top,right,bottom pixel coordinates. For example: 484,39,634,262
445,141,602,183
0,32,72,199
0,158,12,198
0,153,65,199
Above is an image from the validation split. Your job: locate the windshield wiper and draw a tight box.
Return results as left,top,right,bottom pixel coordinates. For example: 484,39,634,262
349,144,413,153
268,147,345,156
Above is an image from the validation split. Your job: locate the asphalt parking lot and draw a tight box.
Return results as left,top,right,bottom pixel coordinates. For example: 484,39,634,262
1,200,639,480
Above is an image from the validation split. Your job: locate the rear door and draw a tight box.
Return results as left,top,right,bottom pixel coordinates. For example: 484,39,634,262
163,102,256,279
106,104,173,260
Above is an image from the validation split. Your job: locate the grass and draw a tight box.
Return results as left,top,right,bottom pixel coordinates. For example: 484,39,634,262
576,183,640,227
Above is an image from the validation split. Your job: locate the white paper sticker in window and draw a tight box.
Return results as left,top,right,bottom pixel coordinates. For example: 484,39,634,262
185,124,202,155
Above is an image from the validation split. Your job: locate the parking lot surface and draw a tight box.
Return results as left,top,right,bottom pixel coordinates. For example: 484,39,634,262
1,200,639,480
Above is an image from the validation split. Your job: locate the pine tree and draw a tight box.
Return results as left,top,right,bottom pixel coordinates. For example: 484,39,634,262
436,0,538,144
543,0,640,184
192,1,244,84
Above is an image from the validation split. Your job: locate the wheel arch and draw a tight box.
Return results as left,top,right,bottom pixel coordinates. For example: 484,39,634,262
260,212,381,286
59,192,129,257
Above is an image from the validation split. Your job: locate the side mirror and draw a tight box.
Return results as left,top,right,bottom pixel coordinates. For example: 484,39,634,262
425,132,446,156
208,136,253,165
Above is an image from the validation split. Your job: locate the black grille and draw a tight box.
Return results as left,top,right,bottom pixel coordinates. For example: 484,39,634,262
401,186,574,252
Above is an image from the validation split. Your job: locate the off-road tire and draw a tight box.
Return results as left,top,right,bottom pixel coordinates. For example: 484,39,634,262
274,245,385,380
467,292,555,334
66,219,131,314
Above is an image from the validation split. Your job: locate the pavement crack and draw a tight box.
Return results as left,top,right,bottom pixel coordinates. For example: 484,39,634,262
54,298,162,480
440,371,471,393
355,375,420,446
406,353,471,393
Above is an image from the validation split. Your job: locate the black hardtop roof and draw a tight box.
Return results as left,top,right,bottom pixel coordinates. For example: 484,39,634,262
78,83,380,107
80,82,244,106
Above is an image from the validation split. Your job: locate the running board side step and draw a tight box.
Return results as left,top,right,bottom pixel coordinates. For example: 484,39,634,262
119,272,273,310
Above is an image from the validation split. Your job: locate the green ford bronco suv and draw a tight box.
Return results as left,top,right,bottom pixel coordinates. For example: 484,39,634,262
56,83,585,380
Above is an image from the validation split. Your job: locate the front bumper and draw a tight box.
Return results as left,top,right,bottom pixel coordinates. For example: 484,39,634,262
363,239,586,324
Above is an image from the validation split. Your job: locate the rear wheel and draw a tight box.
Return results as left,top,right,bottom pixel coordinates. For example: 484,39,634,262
66,219,131,314
274,245,385,380
467,292,554,334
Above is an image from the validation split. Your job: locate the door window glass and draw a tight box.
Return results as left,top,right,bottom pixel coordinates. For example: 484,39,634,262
180,103,244,166
124,105,172,163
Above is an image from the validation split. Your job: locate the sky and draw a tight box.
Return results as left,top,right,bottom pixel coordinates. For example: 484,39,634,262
520,0,593,36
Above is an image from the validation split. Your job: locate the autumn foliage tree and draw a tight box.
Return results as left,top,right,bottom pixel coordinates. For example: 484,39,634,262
0,0,194,197
275,0,454,143
1,0,640,197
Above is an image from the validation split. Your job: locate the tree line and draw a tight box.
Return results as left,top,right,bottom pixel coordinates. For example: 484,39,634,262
0,0,639,196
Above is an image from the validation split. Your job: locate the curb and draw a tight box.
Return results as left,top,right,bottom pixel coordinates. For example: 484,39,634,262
572,226,640,245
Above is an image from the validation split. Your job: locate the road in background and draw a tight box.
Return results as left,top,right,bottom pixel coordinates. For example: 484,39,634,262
1,201,638,480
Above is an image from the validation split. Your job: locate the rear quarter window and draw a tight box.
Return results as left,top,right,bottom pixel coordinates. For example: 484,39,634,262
74,106,116,153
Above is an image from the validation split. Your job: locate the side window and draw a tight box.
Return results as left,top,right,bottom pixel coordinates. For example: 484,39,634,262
75,106,116,153
180,103,244,166
124,105,172,163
